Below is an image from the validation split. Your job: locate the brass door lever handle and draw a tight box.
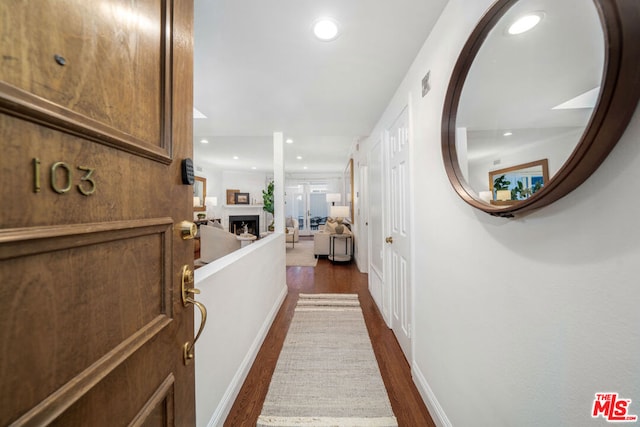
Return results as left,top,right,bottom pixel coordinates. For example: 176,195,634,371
181,265,207,364
183,297,207,365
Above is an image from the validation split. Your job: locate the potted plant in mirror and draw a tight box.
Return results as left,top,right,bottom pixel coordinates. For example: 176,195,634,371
511,180,533,200
197,212,206,220
532,181,542,194
493,175,511,202
262,181,274,231
511,180,543,200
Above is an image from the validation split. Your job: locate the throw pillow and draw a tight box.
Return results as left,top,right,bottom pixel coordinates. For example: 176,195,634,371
324,220,337,233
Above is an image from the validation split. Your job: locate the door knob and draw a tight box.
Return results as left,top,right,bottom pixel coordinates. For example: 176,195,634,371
179,221,197,240
385,236,393,244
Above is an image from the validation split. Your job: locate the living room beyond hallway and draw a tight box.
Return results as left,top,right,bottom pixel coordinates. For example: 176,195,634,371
224,259,435,427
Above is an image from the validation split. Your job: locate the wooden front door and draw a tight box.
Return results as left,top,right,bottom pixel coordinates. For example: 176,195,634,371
0,1,196,425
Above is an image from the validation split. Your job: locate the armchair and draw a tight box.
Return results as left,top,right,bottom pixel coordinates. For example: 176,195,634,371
285,216,299,243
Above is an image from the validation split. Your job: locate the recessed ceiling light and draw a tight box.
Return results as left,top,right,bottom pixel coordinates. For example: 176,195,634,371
503,132,513,136
251,166,257,170
313,18,339,41
200,138,209,144
296,156,303,160
507,12,544,35
303,166,308,170
286,138,294,144
233,156,239,160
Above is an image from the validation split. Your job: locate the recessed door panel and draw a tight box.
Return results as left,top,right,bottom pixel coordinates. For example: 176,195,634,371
0,0,168,149
386,107,412,359
0,0,195,425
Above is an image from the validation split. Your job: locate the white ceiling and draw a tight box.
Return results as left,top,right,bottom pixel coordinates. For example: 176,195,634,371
192,0,449,174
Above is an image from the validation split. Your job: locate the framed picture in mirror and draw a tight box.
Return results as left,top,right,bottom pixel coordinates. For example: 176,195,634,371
489,159,549,205
343,159,354,221
193,176,206,212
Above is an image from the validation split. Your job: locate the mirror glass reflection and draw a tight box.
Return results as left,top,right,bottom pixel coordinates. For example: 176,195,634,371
193,176,206,212
455,0,604,202
486,158,549,204
343,159,354,221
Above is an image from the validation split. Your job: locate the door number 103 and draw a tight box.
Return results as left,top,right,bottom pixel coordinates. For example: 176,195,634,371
33,158,96,196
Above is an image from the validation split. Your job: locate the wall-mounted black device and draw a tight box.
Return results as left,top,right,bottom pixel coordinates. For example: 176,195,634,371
181,158,195,185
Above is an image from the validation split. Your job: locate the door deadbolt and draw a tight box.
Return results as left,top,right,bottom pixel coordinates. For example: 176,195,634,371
179,221,197,240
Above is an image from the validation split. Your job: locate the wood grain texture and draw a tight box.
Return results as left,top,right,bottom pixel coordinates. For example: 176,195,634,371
129,374,175,427
0,0,166,145
0,0,195,424
0,81,171,163
224,259,436,427
168,0,196,424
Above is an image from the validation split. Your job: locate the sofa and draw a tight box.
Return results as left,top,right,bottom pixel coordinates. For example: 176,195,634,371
313,220,353,258
285,216,299,244
199,222,241,263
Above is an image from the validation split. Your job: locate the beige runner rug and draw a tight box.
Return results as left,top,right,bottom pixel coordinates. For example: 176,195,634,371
257,293,398,427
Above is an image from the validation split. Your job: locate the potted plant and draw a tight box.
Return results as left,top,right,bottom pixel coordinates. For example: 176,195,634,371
511,180,532,200
262,181,274,230
493,175,511,201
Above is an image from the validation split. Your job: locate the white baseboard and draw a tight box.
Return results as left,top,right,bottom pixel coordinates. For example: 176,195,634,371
207,283,288,427
412,364,452,427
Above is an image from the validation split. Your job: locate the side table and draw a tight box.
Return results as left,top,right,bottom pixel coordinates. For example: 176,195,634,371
329,234,352,263
237,233,257,248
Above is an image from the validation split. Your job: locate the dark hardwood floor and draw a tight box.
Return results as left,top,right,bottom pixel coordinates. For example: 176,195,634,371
224,257,436,427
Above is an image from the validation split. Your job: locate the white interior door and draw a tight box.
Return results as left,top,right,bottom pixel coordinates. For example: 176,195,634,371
385,107,412,358
357,164,369,272
368,137,391,325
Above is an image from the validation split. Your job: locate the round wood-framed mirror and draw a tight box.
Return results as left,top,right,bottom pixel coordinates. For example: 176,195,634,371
442,0,640,217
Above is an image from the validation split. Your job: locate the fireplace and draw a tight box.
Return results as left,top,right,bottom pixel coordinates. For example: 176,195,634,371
229,215,259,236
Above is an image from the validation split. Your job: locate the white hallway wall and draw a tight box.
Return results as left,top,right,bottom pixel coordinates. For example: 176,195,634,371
361,0,640,426
192,165,270,215
193,235,287,427
222,170,270,206
193,134,287,427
